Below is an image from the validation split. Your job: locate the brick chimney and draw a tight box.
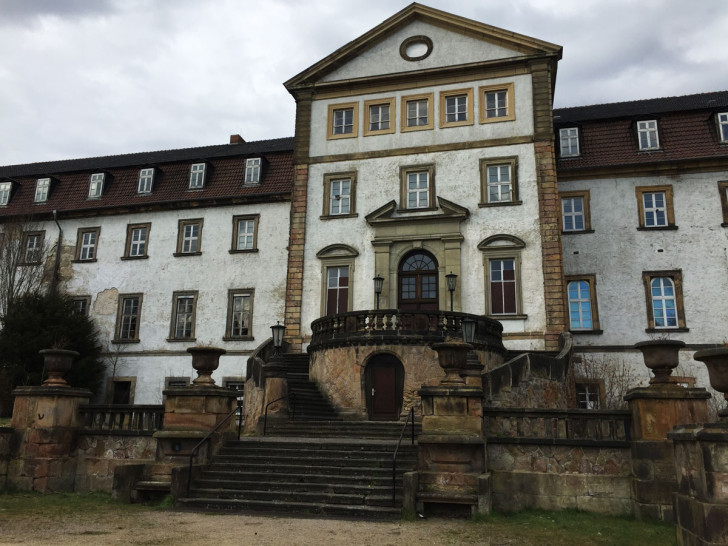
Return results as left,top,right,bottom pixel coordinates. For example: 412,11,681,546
229,134,245,144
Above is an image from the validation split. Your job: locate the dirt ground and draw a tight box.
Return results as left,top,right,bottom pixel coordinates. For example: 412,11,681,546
0,509,525,546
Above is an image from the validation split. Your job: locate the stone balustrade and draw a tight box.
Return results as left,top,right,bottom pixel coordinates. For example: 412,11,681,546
80,405,164,435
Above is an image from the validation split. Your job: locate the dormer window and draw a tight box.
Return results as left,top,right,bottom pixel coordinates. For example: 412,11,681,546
559,127,580,157
138,168,154,194
189,163,206,189
88,173,105,198
34,178,51,203
718,113,728,143
245,158,261,184
636,120,660,150
0,181,12,205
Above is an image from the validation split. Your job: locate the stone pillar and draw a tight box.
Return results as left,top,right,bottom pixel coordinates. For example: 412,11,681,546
625,384,709,521
412,342,490,516
8,385,91,491
262,355,289,416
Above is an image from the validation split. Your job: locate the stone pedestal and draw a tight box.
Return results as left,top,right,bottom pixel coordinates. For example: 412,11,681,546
625,384,709,521
670,422,728,545
8,385,91,491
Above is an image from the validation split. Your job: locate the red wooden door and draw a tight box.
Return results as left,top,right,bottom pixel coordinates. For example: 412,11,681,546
372,365,396,419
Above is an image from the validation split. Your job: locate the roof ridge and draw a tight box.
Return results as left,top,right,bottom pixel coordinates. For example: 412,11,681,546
555,90,728,113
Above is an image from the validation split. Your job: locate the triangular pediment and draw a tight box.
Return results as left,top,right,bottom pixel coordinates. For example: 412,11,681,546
285,3,561,91
366,196,469,226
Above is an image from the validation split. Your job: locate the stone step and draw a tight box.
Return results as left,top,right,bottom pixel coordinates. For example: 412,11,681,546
212,454,415,468
188,487,397,507
192,478,398,496
204,462,403,478
196,470,405,487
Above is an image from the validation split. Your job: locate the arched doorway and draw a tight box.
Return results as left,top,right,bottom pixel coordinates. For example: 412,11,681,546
398,250,438,310
364,353,404,421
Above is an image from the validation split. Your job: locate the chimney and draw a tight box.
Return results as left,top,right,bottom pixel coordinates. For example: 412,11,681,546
229,134,245,144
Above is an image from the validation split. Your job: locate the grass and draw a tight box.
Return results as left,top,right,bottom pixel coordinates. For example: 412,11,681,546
0,491,149,517
0,417,11,427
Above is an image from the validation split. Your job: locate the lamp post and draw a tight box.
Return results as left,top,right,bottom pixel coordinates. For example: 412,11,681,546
270,321,285,356
373,274,384,310
461,317,476,344
445,271,457,312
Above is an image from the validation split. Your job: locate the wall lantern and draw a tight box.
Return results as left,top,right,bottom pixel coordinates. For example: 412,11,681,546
461,317,476,344
445,271,458,312
373,274,384,310
271,321,285,356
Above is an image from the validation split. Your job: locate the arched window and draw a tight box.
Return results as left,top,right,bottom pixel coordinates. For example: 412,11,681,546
398,251,438,310
650,277,677,328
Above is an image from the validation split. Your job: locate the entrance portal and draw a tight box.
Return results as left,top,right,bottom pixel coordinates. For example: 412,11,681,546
398,250,439,310
365,354,404,421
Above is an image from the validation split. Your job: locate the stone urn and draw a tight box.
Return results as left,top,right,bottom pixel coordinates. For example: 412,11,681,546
431,342,473,385
39,348,79,387
634,340,685,384
693,347,728,419
187,346,226,386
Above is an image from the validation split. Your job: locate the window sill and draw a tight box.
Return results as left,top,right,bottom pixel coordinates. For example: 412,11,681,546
401,124,434,133
222,336,254,342
396,206,438,213
187,187,205,192
570,329,603,335
320,213,359,220
229,248,259,254
440,119,474,129
637,148,664,153
479,115,514,125
243,182,261,187
721,222,728,227
327,132,357,140
71,259,97,263
121,255,149,260
167,337,197,343
562,229,595,235
488,314,528,320
478,200,523,208
173,252,202,257
558,155,582,160
644,327,690,333
112,339,140,344
637,225,678,231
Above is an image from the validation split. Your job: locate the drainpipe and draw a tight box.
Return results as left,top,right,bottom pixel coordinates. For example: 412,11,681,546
51,210,62,295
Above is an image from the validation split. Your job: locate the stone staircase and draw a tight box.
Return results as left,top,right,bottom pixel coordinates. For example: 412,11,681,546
177,353,420,519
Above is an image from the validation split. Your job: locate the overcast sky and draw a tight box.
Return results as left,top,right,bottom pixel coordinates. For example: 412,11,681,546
1,0,727,166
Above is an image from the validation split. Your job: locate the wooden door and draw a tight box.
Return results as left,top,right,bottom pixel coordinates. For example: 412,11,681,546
398,251,438,310
365,355,404,421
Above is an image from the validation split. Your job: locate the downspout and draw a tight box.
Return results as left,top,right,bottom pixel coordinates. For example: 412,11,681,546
51,210,62,295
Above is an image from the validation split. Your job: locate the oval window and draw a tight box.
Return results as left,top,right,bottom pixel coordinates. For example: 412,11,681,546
399,36,433,62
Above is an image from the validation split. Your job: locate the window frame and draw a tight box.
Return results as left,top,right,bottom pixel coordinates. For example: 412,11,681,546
114,293,143,343
363,98,395,136
244,158,262,184
123,223,151,259
0,181,13,206
560,190,592,233
574,380,605,409
564,274,601,333
400,92,434,132
439,88,474,128
224,288,254,341
88,173,105,199
327,102,358,140
73,227,101,262
636,119,661,151
34,178,51,203
174,218,203,256
478,235,526,319
230,214,259,253
169,291,199,341
479,157,520,207
321,171,357,219
189,163,207,189
642,269,688,332
138,168,155,194
635,185,676,230
399,164,436,211
20,230,45,264
559,127,581,158
479,82,515,124
718,112,728,143
718,181,728,226
71,296,91,316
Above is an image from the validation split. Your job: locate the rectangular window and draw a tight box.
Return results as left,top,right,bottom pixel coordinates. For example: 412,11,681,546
642,270,686,331
189,163,206,189
560,191,591,232
245,158,261,184
75,227,100,261
401,93,434,132
439,88,474,128
326,266,349,315
559,127,580,157
489,259,517,315
479,157,519,206
0,182,12,205
232,215,258,251
225,289,253,339
175,219,203,255
327,102,358,139
479,83,515,123
138,168,154,194
575,381,603,409
88,173,105,198
21,231,44,264
170,291,198,340
330,179,351,215
637,120,660,150
363,98,395,136
565,275,600,332
400,165,435,210
124,223,150,258
322,172,357,218
71,296,91,316
165,377,190,389
635,186,675,229
115,294,142,342
719,113,728,143
35,178,50,203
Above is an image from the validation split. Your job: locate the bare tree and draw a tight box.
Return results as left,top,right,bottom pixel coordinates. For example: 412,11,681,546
573,353,646,409
0,218,53,318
